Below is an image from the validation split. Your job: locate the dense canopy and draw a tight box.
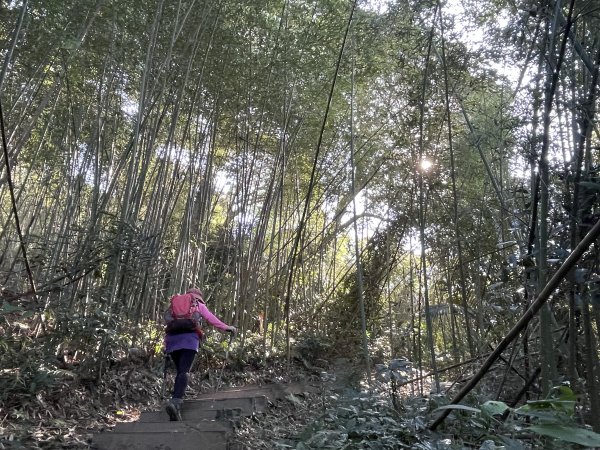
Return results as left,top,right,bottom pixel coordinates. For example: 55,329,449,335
1,0,600,448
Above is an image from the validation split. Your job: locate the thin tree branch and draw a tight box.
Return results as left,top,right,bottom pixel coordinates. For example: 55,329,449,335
0,97,37,299
283,0,358,361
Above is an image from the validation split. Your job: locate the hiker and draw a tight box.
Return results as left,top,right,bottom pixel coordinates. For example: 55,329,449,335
163,288,236,421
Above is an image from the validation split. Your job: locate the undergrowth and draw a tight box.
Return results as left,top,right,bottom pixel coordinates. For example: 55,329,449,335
2,314,600,449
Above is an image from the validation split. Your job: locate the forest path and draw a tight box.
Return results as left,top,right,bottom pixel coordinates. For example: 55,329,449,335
91,382,319,450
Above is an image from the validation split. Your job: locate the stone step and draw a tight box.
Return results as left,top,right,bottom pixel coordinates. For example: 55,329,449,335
93,429,229,450
93,383,316,449
139,396,266,423
186,395,267,412
196,382,317,401
113,421,231,433
196,386,278,401
206,382,317,396
139,407,236,422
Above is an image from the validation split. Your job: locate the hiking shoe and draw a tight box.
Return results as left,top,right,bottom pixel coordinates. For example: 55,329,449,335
165,399,182,421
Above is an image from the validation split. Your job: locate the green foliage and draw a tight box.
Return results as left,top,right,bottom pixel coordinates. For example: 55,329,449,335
515,385,577,421
1,0,600,445
526,425,600,448
290,392,419,449
513,386,600,447
0,333,63,407
434,386,600,448
294,332,333,365
0,300,164,414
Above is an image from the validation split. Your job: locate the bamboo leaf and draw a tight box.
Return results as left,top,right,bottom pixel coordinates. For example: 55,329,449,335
480,401,509,418
527,425,600,447
433,404,481,414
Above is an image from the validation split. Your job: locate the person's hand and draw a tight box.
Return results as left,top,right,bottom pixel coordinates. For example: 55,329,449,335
226,326,237,338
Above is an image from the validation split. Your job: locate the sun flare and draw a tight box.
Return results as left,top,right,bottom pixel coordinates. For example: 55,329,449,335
419,158,433,172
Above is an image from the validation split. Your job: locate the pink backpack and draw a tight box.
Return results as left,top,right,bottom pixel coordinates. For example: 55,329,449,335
164,293,203,336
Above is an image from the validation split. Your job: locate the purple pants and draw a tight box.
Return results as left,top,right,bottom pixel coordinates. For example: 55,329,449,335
169,348,197,399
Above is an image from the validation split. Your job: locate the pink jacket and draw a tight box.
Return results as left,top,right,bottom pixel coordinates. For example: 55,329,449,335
196,302,229,330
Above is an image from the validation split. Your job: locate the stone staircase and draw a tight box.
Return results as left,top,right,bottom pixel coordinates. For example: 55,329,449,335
92,383,315,450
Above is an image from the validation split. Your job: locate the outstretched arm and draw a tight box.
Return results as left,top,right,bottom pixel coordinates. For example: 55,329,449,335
197,303,230,331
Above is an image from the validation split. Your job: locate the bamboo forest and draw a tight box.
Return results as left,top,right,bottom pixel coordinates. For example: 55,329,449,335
1,0,600,448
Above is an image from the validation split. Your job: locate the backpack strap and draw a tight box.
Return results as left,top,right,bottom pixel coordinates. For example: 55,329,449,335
188,295,198,315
